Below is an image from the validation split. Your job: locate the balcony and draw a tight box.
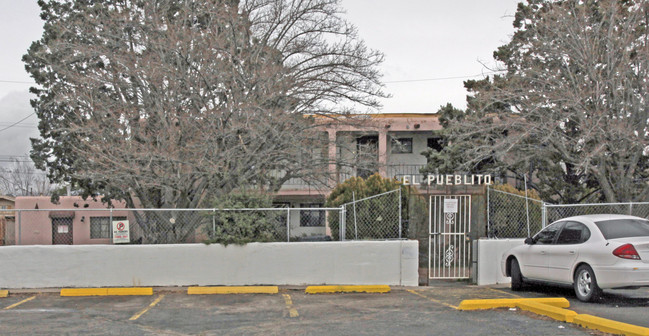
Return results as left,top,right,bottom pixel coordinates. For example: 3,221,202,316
277,164,428,189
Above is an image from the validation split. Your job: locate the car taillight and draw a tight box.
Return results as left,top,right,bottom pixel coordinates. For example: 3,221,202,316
612,244,641,260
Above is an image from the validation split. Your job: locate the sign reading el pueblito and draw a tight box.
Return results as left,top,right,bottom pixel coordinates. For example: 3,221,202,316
400,174,492,186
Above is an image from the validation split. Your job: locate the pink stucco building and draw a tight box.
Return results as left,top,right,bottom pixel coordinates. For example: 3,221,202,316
14,196,129,245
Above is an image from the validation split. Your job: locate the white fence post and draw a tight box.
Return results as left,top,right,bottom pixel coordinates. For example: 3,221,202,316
212,209,216,238
340,205,346,241
398,188,402,239
286,207,290,242
486,186,490,238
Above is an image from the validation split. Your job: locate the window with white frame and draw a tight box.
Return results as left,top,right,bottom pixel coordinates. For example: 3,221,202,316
90,216,126,239
300,204,325,227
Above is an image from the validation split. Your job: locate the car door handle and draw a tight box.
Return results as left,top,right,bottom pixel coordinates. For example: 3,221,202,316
540,251,546,255
569,251,575,254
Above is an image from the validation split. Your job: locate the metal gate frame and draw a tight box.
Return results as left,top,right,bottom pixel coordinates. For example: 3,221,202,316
429,195,471,279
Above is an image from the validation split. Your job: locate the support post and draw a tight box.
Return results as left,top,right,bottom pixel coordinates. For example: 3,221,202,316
398,188,402,239
286,207,291,242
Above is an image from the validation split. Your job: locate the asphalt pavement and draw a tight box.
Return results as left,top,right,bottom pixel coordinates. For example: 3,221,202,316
1,281,646,335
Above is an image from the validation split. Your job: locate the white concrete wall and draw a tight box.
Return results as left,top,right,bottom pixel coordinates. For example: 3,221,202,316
476,239,525,286
0,240,418,289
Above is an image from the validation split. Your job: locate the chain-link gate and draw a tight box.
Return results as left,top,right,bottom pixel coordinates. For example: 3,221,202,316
339,189,402,240
487,187,544,238
429,195,471,279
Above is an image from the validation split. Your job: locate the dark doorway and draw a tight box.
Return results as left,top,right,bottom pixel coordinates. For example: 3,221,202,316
52,218,73,245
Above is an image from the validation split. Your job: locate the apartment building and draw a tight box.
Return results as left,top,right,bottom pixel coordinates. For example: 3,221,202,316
275,113,443,237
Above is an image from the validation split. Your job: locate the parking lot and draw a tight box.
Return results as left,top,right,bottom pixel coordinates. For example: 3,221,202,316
2,282,648,335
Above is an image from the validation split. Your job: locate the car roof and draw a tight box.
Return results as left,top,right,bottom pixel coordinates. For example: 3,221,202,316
556,214,647,223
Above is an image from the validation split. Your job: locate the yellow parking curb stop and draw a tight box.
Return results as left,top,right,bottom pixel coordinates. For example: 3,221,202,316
457,297,569,310
187,286,278,295
60,287,153,296
305,285,390,294
516,301,577,323
574,314,649,336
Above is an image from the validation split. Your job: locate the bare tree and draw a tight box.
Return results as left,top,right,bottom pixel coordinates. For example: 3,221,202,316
0,158,53,196
24,0,386,242
447,0,649,203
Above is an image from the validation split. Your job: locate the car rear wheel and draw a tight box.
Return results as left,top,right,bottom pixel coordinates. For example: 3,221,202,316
510,259,523,291
574,264,601,302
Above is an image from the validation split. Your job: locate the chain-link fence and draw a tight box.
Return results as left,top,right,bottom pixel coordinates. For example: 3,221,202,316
2,196,408,245
2,207,348,245
333,189,403,240
544,202,649,225
486,186,649,238
487,188,543,239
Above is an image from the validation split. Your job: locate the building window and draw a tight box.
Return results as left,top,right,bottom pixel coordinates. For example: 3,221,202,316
427,137,444,152
391,138,413,154
90,216,126,239
300,204,325,227
356,135,379,178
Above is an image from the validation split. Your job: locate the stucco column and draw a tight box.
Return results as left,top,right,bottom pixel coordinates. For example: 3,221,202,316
378,130,388,176
328,130,337,186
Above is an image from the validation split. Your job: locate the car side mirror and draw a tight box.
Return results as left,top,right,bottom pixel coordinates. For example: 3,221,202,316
524,237,535,245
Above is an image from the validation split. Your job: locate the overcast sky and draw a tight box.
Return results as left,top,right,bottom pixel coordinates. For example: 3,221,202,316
0,0,520,165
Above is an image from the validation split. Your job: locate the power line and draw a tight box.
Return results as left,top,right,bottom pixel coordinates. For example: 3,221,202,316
2,72,507,87
0,80,34,84
0,112,36,133
383,71,505,84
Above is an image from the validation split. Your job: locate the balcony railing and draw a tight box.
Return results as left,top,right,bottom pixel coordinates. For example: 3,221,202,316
277,164,428,188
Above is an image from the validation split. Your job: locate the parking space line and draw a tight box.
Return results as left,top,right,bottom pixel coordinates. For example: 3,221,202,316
406,290,459,310
485,287,521,298
282,294,299,318
3,295,37,310
129,294,165,321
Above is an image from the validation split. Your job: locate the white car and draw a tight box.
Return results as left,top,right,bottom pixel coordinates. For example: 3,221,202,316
501,214,649,302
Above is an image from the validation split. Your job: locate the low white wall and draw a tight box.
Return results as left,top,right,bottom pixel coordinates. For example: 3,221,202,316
0,241,418,289
476,239,525,286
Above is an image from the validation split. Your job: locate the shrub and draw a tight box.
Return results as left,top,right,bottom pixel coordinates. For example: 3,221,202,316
204,190,279,245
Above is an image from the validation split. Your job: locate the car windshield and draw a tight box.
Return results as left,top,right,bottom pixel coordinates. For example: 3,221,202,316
594,218,649,239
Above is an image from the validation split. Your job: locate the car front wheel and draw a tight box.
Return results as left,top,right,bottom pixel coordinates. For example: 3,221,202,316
574,264,601,302
510,258,524,291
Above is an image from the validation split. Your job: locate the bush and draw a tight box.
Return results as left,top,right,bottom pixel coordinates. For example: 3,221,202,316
204,190,279,245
